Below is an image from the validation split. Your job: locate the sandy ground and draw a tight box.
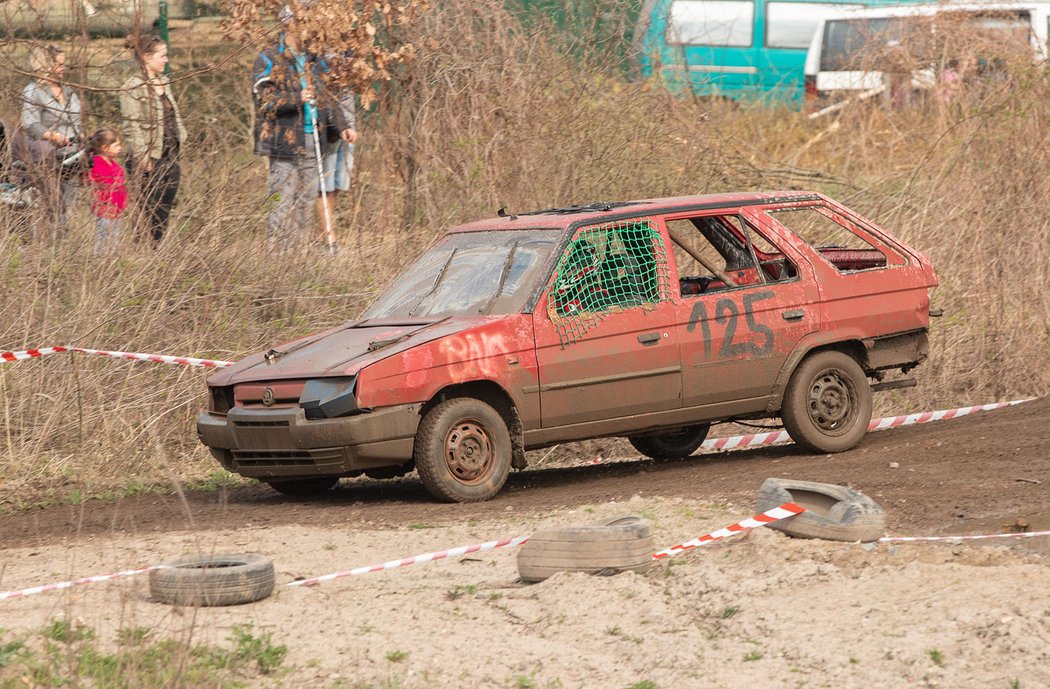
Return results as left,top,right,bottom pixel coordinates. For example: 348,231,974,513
2,398,1049,688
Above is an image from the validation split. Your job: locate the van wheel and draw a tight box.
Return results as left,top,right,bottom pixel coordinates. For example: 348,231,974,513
782,350,872,453
628,424,710,460
414,398,512,503
266,477,339,496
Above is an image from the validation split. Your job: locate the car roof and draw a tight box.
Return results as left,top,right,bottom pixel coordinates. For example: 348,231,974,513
820,0,1050,22
448,191,825,234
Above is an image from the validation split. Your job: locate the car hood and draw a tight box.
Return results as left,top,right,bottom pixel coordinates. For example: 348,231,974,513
208,316,500,385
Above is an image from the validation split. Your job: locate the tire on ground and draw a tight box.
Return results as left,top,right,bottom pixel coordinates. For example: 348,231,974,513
756,477,886,542
628,424,711,460
781,349,872,453
150,553,275,606
517,515,653,582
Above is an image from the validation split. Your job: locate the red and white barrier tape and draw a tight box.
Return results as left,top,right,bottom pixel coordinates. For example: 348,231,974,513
1,346,233,369
700,399,1033,452
0,565,163,601
652,502,806,559
880,529,1050,543
287,535,532,588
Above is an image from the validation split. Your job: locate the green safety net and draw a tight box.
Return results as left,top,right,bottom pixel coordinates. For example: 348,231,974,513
547,217,671,345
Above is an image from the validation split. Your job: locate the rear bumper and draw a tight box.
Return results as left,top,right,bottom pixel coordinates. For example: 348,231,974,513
197,403,421,479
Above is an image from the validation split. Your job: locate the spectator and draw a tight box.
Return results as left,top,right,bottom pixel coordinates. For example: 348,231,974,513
317,85,357,244
86,128,127,254
120,34,186,244
20,43,82,230
253,22,348,250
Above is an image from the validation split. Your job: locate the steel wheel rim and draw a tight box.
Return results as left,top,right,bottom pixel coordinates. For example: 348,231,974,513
444,418,493,485
806,368,857,434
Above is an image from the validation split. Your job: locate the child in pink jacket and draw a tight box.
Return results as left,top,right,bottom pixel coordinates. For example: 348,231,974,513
87,128,127,253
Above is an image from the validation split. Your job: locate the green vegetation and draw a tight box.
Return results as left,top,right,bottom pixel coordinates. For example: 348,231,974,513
0,620,288,688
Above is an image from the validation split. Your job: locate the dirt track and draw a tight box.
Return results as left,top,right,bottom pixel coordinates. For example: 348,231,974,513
5,396,1047,548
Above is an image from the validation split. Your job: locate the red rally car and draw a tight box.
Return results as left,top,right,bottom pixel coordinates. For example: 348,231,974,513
197,192,939,502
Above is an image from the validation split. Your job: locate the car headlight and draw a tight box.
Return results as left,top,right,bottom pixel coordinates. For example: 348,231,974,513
299,377,362,419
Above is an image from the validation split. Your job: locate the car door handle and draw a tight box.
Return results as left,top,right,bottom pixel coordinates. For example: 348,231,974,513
637,332,661,345
782,308,805,321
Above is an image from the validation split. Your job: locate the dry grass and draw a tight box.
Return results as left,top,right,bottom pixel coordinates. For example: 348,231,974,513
1,1,1047,506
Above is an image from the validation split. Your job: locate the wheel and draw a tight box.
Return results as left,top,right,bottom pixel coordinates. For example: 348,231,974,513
755,478,886,542
628,424,711,460
266,476,339,497
150,553,275,606
781,350,872,453
413,398,512,503
517,515,654,582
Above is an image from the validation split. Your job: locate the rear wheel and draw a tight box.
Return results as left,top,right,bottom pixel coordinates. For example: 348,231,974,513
266,477,339,497
628,424,711,460
781,350,872,453
414,398,512,503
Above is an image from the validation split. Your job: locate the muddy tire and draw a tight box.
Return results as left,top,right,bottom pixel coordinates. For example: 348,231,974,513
628,424,711,460
150,553,275,606
266,477,339,497
413,398,512,503
781,350,872,453
756,478,886,542
517,515,653,582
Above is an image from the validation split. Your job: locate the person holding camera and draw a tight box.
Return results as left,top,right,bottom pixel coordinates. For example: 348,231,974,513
253,17,348,251
20,43,83,231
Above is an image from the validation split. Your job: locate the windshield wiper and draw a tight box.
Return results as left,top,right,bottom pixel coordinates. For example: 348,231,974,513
480,244,518,314
408,248,457,316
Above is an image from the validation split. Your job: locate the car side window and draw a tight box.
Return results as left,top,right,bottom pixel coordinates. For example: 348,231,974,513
668,214,798,296
546,218,671,344
767,206,904,273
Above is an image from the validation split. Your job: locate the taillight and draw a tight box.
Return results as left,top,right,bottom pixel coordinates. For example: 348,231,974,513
804,75,818,101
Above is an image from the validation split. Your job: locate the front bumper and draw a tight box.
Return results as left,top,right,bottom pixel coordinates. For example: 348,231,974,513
197,403,421,479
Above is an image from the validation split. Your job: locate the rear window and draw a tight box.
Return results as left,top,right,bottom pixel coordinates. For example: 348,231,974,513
667,0,754,47
766,2,859,50
821,10,1032,71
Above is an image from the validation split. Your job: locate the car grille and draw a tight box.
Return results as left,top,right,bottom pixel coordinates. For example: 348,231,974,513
232,448,344,468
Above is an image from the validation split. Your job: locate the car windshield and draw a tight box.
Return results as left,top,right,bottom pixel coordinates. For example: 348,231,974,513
362,230,561,318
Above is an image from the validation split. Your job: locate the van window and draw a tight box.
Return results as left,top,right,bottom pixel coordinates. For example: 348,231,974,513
821,16,907,70
766,2,859,50
668,0,754,47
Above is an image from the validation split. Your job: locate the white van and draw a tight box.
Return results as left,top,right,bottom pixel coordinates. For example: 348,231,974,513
803,2,1050,100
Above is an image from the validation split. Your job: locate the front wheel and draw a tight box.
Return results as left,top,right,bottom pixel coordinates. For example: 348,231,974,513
628,424,711,460
781,350,872,453
413,398,512,503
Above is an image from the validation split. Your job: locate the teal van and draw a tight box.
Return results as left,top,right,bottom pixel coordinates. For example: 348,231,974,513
634,0,933,103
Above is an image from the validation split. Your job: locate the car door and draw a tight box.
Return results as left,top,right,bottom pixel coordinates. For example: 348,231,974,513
533,217,682,429
666,208,821,410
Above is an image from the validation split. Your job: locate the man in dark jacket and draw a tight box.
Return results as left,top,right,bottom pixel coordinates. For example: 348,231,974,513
253,29,348,250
